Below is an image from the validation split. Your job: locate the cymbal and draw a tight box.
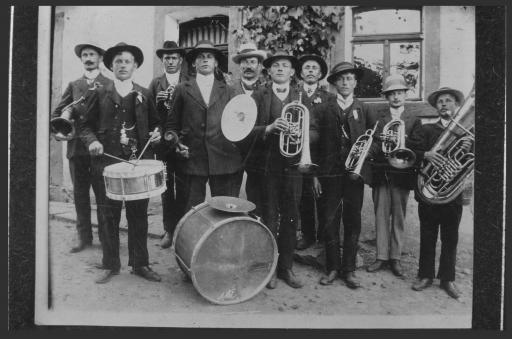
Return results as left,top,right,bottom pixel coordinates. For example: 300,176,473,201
208,196,256,213
221,94,257,142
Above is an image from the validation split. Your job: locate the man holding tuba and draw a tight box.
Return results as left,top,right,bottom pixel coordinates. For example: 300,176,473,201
51,43,112,253
148,41,188,249
243,51,305,289
309,62,373,289
366,74,422,277
408,87,472,299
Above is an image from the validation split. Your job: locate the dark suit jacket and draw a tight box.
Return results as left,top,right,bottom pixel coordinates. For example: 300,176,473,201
165,77,242,176
52,73,112,158
79,81,160,161
148,73,188,160
366,105,422,189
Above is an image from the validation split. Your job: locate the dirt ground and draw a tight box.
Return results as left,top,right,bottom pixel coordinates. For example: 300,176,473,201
46,186,473,328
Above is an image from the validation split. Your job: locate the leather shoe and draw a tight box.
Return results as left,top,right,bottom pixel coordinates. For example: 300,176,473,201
266,272,277,289
70,239,92,253
95,269,119,284
389,259,404,277
412,278,433,291
319,270,338,285
277,269,303,289
440,280,460,299
295,237,314,251
342,271,361,289
367,259,386,272
160,232,173,249
133,266,162,282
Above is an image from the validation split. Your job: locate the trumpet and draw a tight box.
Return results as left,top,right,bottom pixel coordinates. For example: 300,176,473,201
416,85,475,204
380,119,416,169
50,96,86,141
345,121,379,180
163,84,176,110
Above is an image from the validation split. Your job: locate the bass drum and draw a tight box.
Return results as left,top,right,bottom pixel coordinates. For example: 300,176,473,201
173,199,277,305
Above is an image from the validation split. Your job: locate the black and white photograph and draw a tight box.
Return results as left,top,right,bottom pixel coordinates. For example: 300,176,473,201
7,4,507,330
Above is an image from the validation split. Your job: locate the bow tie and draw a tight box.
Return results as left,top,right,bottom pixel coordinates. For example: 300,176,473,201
275,87,287,93
86,78,94,85
306,88,313,95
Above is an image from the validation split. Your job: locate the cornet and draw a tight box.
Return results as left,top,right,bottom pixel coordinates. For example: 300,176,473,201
50,96,86,141
380,119,416,169
163,84,176,110
416,85,475,204
345,122,379,180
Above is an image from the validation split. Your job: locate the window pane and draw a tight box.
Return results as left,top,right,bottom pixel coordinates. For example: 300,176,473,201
353,43,384,98
354,8,421,35
390,42,421,98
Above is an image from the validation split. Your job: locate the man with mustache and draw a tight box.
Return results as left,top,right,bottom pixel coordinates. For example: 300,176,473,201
231,42,267,96
294,52,334,251
51,43,111,253
80,42,162,284
408,87,472,299
148,41,188,249
366,74,422,278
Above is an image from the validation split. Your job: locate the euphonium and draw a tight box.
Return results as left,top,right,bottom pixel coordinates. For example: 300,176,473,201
416,86,475,204
345,121,379,180
50,95,86,141
381,118,416,169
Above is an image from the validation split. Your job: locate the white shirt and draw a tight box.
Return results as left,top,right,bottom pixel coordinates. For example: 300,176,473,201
337,93,354,110
272,82,290,101
196,73,215,105
114,78,134,98
84,69,100,84
165,71,181,87
390,106,405,120
440,118,451,128
303,83,318,97
241,79,258,95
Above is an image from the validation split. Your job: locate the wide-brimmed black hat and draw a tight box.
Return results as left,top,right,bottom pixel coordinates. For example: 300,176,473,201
185,40,224,64
262,50,298,69
326,61,365,84
156,40,186,59
427,86,465,107
103,42,144,71
297,53,328,81
74,43,105,58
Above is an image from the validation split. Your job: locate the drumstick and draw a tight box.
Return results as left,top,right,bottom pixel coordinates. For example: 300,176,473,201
103,152,137,167
136,127,159,162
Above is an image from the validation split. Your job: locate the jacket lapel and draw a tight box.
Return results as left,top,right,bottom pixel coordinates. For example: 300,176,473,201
158,75,168,92
105,82,121,108
186,79,207,108
208,79,225,108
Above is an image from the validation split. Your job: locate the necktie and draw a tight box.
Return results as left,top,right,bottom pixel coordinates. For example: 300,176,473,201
276,87,287,93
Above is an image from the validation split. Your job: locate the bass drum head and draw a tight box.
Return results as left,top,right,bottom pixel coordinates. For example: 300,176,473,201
190,217,277,305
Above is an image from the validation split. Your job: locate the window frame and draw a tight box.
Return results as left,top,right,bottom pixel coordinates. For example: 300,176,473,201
351,6,424,101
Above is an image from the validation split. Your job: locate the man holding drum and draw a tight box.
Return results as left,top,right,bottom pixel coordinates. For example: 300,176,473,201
80,42,162,284
51,43,111,253
165,40,243,214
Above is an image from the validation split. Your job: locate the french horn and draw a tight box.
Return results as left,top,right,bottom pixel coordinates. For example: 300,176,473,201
416,85,475,204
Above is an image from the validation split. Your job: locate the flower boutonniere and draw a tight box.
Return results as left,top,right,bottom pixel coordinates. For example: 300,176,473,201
93,81,103,89
131,90,144,104
313,96,322,104
352,109,359,121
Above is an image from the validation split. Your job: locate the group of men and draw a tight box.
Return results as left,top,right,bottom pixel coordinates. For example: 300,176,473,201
52,38,471,299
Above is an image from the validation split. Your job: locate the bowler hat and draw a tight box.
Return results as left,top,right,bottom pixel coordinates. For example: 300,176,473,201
427,87,464,107
186,40,224,64
297,53,328,81
326,61,365,84
103,42,144,71
262,50,298,69
381,74,409,94
74,43,105,58
156,41,186,59
232,42,267,64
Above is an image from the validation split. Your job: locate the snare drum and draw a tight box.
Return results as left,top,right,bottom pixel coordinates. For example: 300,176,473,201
102,159,167,201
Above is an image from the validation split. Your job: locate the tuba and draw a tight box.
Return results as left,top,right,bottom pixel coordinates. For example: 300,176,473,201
345,121,379,180
280,92,317,173
50,96,86,141
381,118,416,169
416,85,475,204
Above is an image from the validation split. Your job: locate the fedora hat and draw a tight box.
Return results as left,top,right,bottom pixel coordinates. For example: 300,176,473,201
326,61,365,84
74,43,105,58
427,87,465,107
156,40,186,59
381,74,409,94
232,42,267,64
297,53,328,81
103,42,144,71
262,50,298,69
186,40,224,64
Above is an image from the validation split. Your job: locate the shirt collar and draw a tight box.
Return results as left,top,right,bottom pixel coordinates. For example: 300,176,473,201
337,93,354,110
165,71,180,85
113,78,134,97
84,69,100,80
196,72,214,85
390,106,405,118
303,83,318,97
439,118,451,127
242,78,258,86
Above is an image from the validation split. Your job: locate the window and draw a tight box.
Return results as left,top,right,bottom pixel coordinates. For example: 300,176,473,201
352,7,422,99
